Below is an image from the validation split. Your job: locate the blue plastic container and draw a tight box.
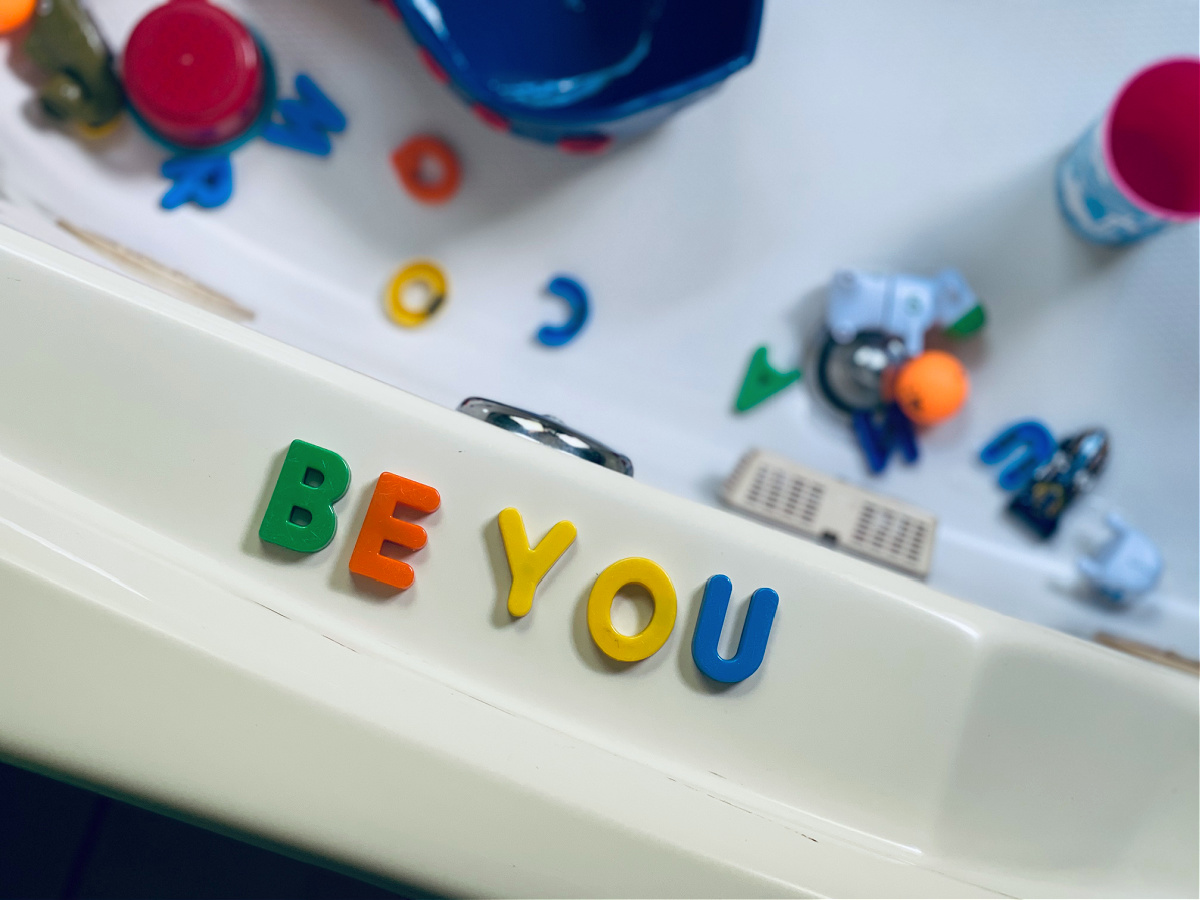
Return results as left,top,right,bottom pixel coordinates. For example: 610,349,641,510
388,0,764,151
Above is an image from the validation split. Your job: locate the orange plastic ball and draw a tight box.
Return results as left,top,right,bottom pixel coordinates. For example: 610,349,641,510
0,0,36,33
893,350,969,426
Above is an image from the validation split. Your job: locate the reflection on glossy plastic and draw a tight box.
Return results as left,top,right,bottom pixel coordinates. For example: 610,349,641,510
497,507,576,617
587,557,676,661
259,440,351,552
348,472,440,590
814,331,906,415
537,275,589,347
691,574,777,683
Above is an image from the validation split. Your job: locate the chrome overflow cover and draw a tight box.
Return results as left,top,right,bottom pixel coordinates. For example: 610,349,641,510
457,397,633,476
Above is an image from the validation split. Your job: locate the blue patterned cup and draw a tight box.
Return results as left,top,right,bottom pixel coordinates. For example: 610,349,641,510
1057,57,1199,244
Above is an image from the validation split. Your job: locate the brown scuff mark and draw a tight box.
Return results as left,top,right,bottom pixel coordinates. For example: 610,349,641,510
56,218,255,322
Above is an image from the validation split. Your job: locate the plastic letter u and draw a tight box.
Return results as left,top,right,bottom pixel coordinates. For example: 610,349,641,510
691,574,778,684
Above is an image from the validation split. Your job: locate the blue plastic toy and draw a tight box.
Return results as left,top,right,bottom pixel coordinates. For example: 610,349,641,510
160,155,234,210
537,275,589,347
852,404,918,474
262,73,348,156
387,0,763,149
1077,513,1163,603
149,70,344,210
979,420,1057,491
691,574,778,684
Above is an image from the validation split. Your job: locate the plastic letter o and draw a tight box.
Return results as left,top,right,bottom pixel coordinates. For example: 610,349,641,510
587,557,677,662
385,261,448,328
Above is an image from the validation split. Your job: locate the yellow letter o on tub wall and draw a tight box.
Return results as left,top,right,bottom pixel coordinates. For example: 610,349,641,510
587,558,677,662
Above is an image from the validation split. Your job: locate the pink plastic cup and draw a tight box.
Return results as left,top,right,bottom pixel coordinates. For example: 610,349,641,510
1058,57,1200,243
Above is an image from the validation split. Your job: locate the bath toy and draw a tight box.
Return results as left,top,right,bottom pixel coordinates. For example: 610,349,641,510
387,0,763,149
827,268,984,357
1008,427,1109,538
1077,513,1162,603
892,350,969,426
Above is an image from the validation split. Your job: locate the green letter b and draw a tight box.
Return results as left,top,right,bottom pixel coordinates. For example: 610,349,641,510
258,440,351,552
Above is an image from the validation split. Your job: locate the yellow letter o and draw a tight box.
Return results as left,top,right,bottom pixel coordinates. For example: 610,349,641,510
385,260,448,328
587,557,677,662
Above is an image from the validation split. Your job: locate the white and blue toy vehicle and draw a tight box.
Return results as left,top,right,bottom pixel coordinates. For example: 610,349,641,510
827,267,986,356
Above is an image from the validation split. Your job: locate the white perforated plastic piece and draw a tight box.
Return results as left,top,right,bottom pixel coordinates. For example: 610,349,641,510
722,449,937,579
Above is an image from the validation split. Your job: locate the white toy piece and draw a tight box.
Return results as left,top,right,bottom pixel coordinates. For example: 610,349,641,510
826,268,985,356
1077,512,1164,603
722,449,937,578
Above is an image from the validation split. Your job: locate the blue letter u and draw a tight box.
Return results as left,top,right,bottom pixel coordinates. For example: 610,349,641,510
691,574,778,683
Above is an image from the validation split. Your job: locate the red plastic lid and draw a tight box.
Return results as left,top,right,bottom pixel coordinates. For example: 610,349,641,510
123,0,265,149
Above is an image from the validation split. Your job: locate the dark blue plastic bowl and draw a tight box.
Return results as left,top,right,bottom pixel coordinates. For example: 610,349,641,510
388,0,763,151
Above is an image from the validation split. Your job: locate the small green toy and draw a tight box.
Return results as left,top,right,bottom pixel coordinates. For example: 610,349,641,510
735,346,802,412
23,0,123,130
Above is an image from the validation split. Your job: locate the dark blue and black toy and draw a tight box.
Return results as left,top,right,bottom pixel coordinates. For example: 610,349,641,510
815,331,920,474
981,421,1110,538
852,404,919,474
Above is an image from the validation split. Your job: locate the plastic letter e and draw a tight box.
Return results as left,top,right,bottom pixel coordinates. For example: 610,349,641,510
348,473,440,590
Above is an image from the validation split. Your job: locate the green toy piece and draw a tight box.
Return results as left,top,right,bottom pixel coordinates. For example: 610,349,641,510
735,346,802,412
23,0,123,129
259,440,351,553
944,303,987,338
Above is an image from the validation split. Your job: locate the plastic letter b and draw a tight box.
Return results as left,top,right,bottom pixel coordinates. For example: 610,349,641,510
259,440,351,552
